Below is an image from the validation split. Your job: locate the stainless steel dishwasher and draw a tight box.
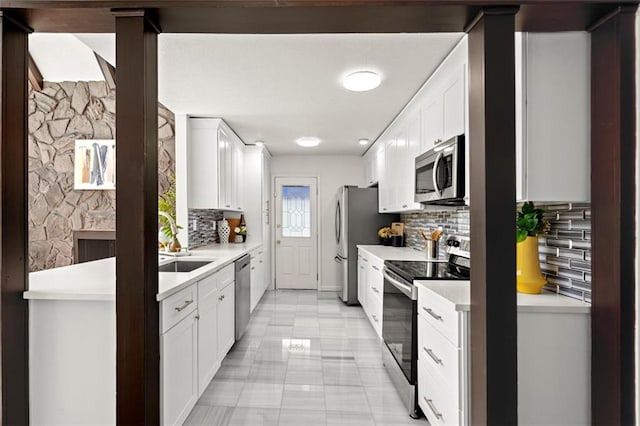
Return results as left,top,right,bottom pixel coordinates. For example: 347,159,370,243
234,254,251,340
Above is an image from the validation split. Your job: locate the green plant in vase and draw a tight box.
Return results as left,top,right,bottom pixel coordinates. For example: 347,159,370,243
516,202,550,294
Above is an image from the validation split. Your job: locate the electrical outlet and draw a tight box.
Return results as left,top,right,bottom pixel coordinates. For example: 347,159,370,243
192,219,198,231
212,221,217,231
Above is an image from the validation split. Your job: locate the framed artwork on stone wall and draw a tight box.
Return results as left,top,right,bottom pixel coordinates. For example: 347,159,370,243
73,139,116,190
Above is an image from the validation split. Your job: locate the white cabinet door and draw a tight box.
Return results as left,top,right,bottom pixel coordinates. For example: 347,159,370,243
383,137,397,211
399,112,423,212
161,311,198,426
217,281,236,361
442,64,466,141
422,94,444,153
218,127,233,210
250,253,261,313
516,32,590,202
357,254,367,310
188,118,220,209
197,276,219,396
376,146,388,213
232,140,244,211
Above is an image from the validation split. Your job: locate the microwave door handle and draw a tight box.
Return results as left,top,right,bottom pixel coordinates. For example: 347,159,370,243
432,152,444,197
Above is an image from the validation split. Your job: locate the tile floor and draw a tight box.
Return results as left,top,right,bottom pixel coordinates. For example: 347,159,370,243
184,290,427,426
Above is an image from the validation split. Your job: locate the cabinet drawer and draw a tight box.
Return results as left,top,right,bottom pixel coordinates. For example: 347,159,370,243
218,264,235,287
419,316,460,395
369,255,384,272
161,285,198,334
418,287,460,347
419,358,461,426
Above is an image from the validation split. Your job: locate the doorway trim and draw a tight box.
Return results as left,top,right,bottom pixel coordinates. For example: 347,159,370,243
272,175,320,291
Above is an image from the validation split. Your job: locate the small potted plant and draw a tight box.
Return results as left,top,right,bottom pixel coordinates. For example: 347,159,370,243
516,202,550,294
234,225,247,242
378,226,392,246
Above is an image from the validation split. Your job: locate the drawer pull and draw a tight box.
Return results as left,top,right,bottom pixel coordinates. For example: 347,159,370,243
372,288,380,294
424,397,443,420
423,307,443,321
371,265,379,271
424,347,443,365
218,295,225,301
175,300,193,312
372,314,378,323
363,258,369,262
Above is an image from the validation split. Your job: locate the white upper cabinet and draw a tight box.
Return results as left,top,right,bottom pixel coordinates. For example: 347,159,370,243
515,32,590,202
186,117,245,211
364,149,378,187
376,37,468,213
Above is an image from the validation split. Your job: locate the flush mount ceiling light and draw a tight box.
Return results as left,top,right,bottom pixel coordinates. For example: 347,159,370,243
359,138,370,146
296,137,321,147
342,71,381,92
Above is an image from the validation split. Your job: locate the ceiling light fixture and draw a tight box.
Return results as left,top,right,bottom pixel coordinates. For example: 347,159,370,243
296,137,321,147
359,138,369,146
343,71,381,92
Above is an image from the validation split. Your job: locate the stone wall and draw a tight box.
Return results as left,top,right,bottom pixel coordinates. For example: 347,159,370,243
28,81,175,271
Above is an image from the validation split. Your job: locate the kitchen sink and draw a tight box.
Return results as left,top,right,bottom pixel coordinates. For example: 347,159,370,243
158,260,215,273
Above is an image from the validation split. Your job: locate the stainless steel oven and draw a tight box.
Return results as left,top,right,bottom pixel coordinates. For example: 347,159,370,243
382,267,420,419
415,134,465,205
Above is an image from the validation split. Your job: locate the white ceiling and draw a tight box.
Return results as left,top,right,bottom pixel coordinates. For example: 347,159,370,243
35,33,464,156
30,34,105,82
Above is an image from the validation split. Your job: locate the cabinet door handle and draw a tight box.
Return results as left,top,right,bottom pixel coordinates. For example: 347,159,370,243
195,314,200,320
175,300,193,312
259,260,263,264
423,307,443,321
226,204,231,208
218,295,225,301
424,397,443,420
372,314,378,322
251,267,256,270
372,288,379,294
363,258,369,263
402,204,408,208
371,265,379,271
424,347,443,365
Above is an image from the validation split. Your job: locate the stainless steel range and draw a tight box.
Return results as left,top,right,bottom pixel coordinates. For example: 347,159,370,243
381,235,470,419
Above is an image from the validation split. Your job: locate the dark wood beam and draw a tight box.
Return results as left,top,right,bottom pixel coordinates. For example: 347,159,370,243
2,2,632,33
27,53,42,92
0,11,30,426
114,9,160,425
94,52,115,91
589,5,637,425
467,7,518,426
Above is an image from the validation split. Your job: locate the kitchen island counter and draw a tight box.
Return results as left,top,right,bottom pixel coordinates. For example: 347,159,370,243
24,241,262,302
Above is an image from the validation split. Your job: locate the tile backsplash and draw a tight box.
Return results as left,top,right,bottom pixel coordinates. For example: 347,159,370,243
187,209,224,248
400,202,592,303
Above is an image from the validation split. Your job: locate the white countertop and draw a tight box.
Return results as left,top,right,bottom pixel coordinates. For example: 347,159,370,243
416,280,591,314
24,242,263,302
356,245,436,261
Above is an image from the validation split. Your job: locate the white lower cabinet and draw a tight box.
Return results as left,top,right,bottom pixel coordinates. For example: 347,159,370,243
358,249,384,338
249,247,267,312
161,310,199,426
417,284,590,426
216,280,236,361
161,263,238,425
197,274,219,396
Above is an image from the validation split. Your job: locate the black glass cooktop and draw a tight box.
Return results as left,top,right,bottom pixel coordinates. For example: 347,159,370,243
385,257,470,282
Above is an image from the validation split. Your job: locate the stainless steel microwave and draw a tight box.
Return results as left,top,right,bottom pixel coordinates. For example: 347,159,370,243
414,134,465,205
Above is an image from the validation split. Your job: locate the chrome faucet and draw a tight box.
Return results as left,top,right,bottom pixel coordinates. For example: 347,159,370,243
158,211,179,237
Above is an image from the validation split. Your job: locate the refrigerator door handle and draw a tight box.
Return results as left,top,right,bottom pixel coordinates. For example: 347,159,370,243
335,200,341,244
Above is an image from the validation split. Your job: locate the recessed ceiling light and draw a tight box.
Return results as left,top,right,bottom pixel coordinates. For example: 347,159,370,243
296,137,321,148
358,138,369,146
343,71,381,92
255,141,264,147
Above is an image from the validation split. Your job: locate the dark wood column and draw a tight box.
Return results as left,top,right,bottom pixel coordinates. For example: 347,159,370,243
113,9,160,425
0,11,30,426
590,6,637,425
466,7,518,426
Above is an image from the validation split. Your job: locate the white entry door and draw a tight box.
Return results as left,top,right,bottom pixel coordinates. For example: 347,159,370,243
274,177,318,290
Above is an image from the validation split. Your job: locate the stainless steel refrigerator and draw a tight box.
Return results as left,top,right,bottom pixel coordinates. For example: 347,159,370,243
335,186,399,305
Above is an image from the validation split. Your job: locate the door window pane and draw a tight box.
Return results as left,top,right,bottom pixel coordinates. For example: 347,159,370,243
281,185,311,237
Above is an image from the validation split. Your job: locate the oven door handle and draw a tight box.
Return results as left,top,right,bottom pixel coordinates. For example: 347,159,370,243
383,269,417,300
432,152,444,198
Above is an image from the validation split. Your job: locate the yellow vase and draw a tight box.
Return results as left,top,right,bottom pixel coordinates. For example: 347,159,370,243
516,236,547,294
